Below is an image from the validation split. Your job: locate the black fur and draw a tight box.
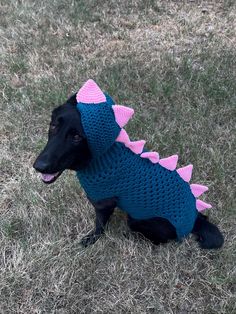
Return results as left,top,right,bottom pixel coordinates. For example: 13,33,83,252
33,94,92,174
80,197,117,247
192,213,224,249
33,94,224,249
128,215,177,245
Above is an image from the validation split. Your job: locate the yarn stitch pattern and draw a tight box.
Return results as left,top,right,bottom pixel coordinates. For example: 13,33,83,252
76,80,212,239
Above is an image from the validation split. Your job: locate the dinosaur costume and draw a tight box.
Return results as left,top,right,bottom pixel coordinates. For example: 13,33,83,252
76,80,212,239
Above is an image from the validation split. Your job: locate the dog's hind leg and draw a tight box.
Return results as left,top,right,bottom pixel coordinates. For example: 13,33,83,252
80,197,117,247
192,213,224,249
127,216,177,245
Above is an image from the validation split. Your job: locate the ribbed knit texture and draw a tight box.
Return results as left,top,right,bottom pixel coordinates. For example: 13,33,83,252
77,142,197,239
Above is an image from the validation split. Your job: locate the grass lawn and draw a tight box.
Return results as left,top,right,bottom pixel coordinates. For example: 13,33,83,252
0,1,235,313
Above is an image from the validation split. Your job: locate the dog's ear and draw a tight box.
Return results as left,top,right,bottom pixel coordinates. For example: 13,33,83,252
66,93,77,106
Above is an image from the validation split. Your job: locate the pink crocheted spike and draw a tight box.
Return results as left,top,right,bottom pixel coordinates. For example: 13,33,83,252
128,140,146,154
159,155,178,171
116,129,145,154
76,79,106,104
177,164,193,182
112,105,134,128
196,199,212,212
116,129,130,144
141,152,159,164
190,184,208,197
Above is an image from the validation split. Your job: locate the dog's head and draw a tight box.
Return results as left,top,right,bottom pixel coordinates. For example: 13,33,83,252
33,79,134,184
33,94,92,184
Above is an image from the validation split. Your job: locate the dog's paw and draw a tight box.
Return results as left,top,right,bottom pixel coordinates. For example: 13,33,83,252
80,231,101,247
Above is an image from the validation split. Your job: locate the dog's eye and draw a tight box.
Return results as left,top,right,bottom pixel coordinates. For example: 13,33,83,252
50,124,57,131
49,124,58,134
73,134,82,143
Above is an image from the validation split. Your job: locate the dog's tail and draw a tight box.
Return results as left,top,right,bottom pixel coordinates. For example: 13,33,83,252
192,213,224,249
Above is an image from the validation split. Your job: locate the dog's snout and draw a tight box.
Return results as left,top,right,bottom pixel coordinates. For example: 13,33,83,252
33,158,50,173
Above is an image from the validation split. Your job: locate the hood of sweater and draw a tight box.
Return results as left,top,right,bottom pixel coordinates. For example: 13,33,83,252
76,80,121,158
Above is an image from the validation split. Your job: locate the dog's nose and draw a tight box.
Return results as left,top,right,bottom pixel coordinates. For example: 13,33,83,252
33,159,50,172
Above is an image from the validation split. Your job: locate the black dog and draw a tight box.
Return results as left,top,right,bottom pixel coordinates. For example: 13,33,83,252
33,94,224,249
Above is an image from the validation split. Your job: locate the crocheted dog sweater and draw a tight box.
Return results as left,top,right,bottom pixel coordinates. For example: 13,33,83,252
76,79,212,239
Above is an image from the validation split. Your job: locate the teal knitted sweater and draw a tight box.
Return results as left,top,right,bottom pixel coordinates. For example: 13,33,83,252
76,80,212,239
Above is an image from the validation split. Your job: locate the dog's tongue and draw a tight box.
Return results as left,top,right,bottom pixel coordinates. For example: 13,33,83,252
41,173,57,182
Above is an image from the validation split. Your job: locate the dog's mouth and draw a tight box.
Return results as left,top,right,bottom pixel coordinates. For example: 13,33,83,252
40,171,62,184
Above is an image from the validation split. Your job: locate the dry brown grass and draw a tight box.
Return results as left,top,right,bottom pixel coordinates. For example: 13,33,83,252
0,1,236,313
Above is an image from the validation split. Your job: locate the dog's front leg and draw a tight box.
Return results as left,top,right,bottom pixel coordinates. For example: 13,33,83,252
80,197,117,247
